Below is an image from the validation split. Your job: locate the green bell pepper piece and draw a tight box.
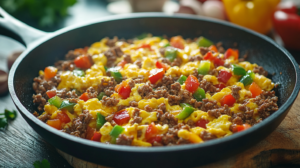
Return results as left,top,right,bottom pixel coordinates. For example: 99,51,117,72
110,125,125,143
48,96,63,108
197,36,213,47
239,71,255,86
59,100,76,112
104,66,108,72
180,103,193,108
164,43,171,47
4,109,17,120
73,69,85,77
136,33,148,40
96,113,106,130
231,64,246,76
165,47,177,62
177,75,187,85
193,88,206,101
177,106,194,120
198,60,211,75
97,92,105,100
107,67,123,83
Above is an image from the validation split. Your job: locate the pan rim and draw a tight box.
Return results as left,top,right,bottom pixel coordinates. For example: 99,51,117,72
8,13,300,153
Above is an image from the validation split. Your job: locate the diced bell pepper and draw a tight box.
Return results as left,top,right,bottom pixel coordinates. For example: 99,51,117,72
48,96,63,108
170,36,185,49
224,48,239,60
59,100,76,112
195,119,209,129
249,82,262,98
217,70,232,83
193,88,206,102
177,106,194,120
47,119,62,130
239,70,255,86
107,67,123,83
197,36,213,47
165,47,178,62
231,64,246,76
149,68,165,84
198,60,211,75
97,92,105,100
113,109,130,125
57,111,71,123
185,75,200,93
79,92,90,102
96,113,106,130
177,75,187,85
220,94,236,107
46,90,56,99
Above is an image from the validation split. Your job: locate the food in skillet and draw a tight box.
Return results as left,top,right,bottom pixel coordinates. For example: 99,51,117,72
32,35,278,146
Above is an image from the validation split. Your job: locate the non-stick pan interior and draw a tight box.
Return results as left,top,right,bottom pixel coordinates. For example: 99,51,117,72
10,15,299,167
13,16,295,113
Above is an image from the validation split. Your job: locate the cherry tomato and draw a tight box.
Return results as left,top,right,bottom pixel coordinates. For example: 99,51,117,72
185,75,200,93
74,55,92,69
113,109,130,125
44,66,57,81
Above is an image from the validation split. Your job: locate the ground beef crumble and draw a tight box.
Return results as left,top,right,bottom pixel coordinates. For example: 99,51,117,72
253,66,268,77
63,110,92,138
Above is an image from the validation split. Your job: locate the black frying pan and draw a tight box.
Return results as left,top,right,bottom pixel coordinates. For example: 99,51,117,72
1,8,300,168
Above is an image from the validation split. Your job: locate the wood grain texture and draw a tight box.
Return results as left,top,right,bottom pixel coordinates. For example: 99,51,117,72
58,92,300,168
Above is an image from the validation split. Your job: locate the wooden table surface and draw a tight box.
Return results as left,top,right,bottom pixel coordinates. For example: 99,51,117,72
1,1,300,167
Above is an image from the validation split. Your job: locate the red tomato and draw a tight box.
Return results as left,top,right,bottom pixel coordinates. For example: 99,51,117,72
79,92,90,102
156,61,169,71
116,81,131,99
220,94,236,107
170,36,185,49
57,111,71,123
209,45,218,52
217,70,232,83
117,60,127,68
47,119,62,130
44,66,57,81
91,132,102,142
86,126,96,140
46,90,56,98
145,123,158,140
195,119,209,129
237,124,251,132
74,55,92,69
224,48,239,60
149,68,165,84
215,83,226,90
185,75,200,93
138,44,152,50
113,110,130,125
249,82,262,98
147,135,162,144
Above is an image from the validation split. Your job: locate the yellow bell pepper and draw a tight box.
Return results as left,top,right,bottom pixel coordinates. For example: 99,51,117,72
223,0,280,34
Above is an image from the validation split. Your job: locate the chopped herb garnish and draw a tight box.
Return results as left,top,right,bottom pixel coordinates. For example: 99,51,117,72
33,159,50,168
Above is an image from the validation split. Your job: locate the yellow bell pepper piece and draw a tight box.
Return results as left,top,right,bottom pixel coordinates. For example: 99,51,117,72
223,0,280,34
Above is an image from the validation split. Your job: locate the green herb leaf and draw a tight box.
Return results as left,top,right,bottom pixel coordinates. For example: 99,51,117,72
0,117,8,129
5,109,17,120
33,159,50,168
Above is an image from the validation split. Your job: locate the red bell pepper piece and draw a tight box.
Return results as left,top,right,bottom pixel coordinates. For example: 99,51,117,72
217,70,232,83
195,119,209,129
203,52,224,67
46,90,56,98
209,45,218,52
117,60,127,68
170,36,185,49
47,119,62,130
113,109,130,125
147,135,162,144
116,81,131,99
149,68,165,84
79,92,90,102
57,110,71,123
215,83,226,90
44,66,57,81
249,82,262,98
156,61,169,71
224,48,239,60
236,124,251,132
91,132,102,142
86,126,96,140
220,94,236,107
138,44,152,50
273,1,300,50
185,75,200,93
145,123,159,140
74,55,93,69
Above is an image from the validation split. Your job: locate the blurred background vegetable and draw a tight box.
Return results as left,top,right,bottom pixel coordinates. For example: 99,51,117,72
0,0,77,27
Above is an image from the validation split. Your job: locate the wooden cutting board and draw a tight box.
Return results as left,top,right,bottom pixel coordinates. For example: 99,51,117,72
57,92,300,168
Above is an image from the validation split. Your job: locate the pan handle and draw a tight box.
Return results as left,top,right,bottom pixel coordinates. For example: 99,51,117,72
0,7,49,47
